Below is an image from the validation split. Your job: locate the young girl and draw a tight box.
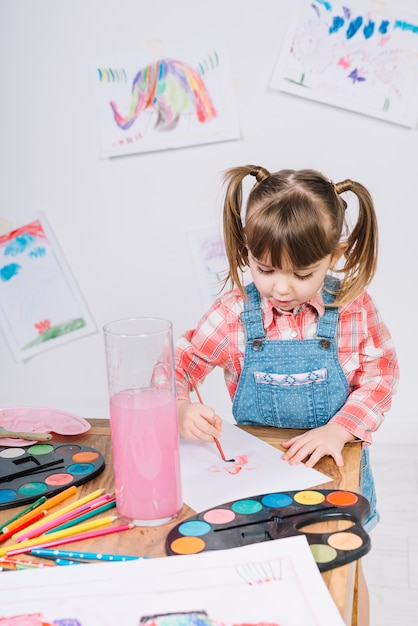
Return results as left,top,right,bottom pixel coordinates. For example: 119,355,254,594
175,164,399,534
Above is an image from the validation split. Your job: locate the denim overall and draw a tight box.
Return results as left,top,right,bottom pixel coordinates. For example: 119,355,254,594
232,278,377,530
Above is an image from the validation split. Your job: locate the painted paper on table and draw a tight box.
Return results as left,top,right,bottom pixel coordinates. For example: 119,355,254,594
270,0,418,127
180,421,332,511
0,213,96,361
0,536,345,625
90,41,241,157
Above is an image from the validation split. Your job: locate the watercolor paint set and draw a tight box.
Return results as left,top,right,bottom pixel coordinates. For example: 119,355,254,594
0,443,105,509
166,489,371,571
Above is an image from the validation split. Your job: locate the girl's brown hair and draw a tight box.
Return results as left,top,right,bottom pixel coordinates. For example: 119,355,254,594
222,165,378,307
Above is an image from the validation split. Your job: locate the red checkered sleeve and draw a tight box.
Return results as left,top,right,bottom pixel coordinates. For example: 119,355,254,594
174,290,244,401
330,291,399,444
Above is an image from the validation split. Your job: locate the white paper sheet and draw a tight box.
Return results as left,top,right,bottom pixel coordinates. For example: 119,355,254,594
180,421,332,511
0,536,345,625
0,212,96,361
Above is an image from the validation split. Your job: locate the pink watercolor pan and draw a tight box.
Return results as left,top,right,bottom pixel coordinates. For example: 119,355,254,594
0,407,91,446
166,489,371,572
0,443,105,509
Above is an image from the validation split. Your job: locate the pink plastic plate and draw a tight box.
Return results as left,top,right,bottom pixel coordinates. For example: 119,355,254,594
0,406,91,446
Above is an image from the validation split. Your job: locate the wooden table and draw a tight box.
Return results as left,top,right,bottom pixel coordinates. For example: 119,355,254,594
0,419,362,625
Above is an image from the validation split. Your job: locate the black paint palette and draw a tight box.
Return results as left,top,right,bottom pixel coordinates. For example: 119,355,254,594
166,489,371,572
0,443,105,509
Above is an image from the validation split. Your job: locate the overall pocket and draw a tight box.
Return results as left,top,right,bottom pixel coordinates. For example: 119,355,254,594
253,368,330,428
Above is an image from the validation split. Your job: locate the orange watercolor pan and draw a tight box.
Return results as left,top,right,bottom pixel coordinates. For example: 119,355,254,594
166,489,371,572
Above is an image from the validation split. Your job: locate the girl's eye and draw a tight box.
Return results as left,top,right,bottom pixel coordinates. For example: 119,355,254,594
257,267,274,275
295,273,313,281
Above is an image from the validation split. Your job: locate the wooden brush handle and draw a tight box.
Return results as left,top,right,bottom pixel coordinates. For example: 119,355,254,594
0,429,52,441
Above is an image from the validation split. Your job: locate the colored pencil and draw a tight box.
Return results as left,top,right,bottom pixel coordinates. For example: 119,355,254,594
15,497,116,542
42,485,78,510
31,548,142,562
0,556,55,569
0,496,47,533
0,510,47,543
6,522,134,557
2,486,78,536
12,488,107,539
1,515,117,557
44,499,117,534
2,504,49,536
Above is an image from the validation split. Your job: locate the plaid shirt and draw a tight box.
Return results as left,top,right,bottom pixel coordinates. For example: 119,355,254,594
174,284,399,444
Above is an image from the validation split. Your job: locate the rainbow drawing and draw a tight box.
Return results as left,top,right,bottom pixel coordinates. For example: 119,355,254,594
90,43,240,157
109,58,217,132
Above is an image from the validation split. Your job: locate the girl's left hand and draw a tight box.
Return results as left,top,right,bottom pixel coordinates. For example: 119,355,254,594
281,423,356,468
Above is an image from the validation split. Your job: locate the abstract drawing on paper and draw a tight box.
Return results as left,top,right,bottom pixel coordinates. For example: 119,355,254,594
0,537,345,625
187,227,251,312
187,227,229,311
0,213,96,361
270,0,418,127
90,41,241,157
180,421,331,511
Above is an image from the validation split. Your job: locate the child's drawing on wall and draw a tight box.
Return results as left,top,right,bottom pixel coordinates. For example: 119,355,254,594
0,213,96,361
270,0,418,127
91,42,240,157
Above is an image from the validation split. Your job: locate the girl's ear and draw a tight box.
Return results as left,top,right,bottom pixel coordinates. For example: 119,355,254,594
331,243,348,268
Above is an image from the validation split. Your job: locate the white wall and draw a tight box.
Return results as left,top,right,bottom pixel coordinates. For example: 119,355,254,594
0,0,415,443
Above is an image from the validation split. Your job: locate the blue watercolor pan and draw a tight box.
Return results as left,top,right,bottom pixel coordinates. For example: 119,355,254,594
0,443,105,509
166,489,371,572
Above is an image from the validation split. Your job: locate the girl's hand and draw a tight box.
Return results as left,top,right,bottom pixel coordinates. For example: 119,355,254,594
177,399,222,441
281,423,355,468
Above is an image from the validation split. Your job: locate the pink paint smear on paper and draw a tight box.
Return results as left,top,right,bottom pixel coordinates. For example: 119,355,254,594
210,454,255,474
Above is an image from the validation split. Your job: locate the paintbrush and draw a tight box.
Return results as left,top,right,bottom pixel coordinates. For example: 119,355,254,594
187,373,235,462
0,426,52,441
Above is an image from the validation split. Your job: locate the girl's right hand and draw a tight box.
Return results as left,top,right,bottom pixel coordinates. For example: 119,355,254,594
177,399,222,441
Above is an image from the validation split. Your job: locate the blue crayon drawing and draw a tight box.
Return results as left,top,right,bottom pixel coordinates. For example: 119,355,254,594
0,263,21,281
270,0,418,127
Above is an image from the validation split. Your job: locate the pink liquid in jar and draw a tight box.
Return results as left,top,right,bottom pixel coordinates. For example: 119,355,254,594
109,388,182,525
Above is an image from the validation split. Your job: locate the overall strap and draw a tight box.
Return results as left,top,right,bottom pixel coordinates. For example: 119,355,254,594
316,275,340,340
241,277,340,342
240,283,266,343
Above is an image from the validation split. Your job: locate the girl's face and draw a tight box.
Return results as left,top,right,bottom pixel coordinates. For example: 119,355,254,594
248,252,338,312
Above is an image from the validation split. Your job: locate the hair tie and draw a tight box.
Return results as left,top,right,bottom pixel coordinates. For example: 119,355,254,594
250,166,270,184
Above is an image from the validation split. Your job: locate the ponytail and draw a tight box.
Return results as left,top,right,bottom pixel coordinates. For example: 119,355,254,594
333,179,378,305
222,165,270,295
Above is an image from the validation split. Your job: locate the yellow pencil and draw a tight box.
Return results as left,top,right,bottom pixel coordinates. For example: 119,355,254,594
12,488,106,539
1,514,117,557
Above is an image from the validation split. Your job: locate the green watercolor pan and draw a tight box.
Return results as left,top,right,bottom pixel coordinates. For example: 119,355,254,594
166,489,371,572
0,443,105,509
